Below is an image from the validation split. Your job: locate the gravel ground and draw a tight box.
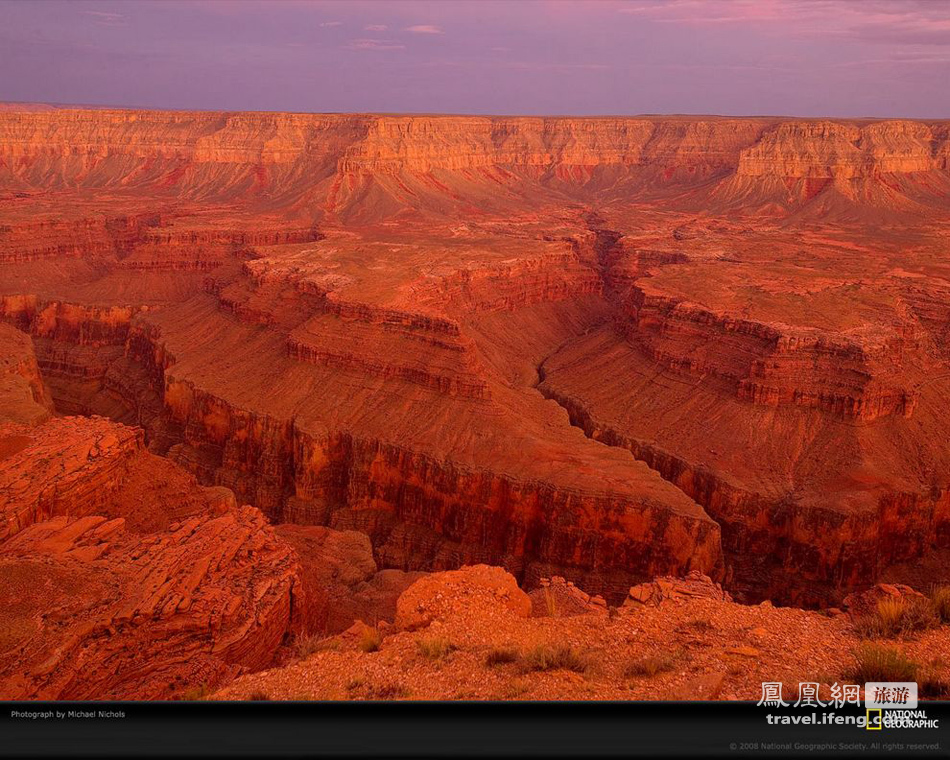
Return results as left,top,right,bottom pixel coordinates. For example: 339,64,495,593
212,591,950,702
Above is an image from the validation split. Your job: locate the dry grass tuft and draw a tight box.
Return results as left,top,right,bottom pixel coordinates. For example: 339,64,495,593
293,633,331,659
845,643,919,684
358,625,383,653
363,681,409,700
930,586,950,624
520,643,592,674
484,647,520,667
179,682,211,701
624,651,677,678
417,636,456,660
854,596,937,638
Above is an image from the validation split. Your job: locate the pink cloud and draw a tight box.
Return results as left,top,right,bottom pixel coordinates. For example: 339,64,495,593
405,25,444,34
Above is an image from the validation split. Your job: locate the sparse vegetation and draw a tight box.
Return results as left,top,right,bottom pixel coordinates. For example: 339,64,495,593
624,651,677,678
845,643,920,684
358,625,383,653
417,636,456,660
501,677,530,699
520,643,592,674
484,646,520,667
930,586,950,624
293,632,330,659
853,596,937,638
918,668,950,699
363,681,409,700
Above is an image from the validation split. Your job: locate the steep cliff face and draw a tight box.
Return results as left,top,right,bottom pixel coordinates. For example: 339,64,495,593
0,508,299,700
0,412,481,699
628,286,918,421
0,324,53,426
2,108,949,218
3,105,950,612
736,120,937,179
0,415,305,699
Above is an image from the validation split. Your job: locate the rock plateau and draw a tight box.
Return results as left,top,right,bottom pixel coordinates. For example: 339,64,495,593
3,105,950,698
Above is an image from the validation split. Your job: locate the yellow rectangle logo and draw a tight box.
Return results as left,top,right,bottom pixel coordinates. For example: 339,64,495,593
866,708,882,730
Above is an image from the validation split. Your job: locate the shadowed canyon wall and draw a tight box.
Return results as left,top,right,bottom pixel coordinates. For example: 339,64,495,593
3,107,950,607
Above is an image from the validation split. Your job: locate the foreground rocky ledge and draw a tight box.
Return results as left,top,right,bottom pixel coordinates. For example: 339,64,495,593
213,567,950,702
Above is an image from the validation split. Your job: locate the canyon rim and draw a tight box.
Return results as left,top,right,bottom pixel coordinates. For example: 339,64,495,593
2,105,950,701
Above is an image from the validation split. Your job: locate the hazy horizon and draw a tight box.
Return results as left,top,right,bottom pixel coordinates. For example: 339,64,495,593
4,100,950,121
2,0,950,119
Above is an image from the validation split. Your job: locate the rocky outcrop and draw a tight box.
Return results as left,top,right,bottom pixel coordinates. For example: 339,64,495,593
0,508,300,700
0,414,307,699
841,582,927,621
529,575,608,617
0,417,142,541
624,570,733,608
393,564,532,630
275,524,423,634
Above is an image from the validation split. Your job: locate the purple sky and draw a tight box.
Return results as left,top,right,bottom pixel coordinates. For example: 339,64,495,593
1,0,949,117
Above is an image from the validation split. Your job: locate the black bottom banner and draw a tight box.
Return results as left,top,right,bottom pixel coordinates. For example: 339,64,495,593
1,700,947,759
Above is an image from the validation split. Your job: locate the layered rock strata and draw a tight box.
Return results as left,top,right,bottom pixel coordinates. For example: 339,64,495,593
3,105,950,610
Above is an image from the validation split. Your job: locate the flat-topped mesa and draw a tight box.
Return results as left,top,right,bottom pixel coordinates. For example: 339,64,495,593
337,116,767,176
627,289,917,421
736,120,939,179
412,250,603,314
2,108,950,217
118,224,322,272
0,108,370,176
142,224,320,248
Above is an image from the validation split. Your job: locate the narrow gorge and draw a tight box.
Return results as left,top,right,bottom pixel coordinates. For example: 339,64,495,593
4,106,950,632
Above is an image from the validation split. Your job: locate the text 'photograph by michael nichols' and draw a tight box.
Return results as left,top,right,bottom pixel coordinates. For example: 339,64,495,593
1,1,950,758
